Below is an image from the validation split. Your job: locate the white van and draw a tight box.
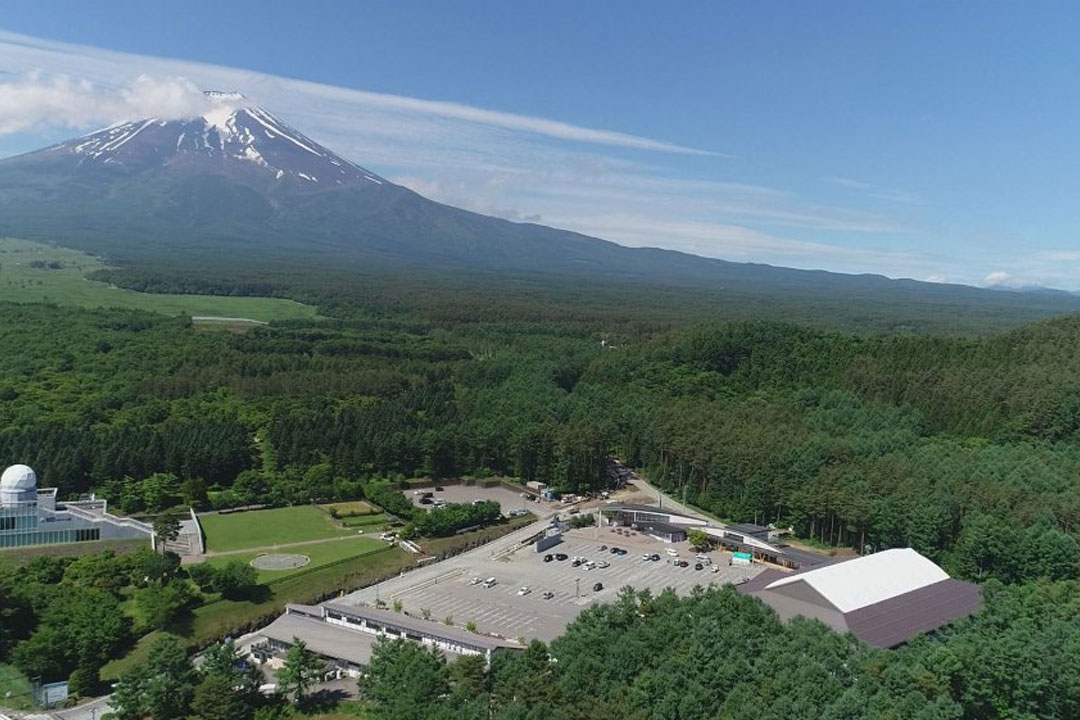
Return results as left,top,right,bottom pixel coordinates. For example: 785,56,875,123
482,577,497,588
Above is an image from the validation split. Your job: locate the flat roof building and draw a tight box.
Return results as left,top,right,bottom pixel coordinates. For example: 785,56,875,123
738,548,981,648
0,463,153,549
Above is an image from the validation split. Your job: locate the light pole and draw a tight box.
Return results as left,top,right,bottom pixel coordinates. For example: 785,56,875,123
575,577,580,599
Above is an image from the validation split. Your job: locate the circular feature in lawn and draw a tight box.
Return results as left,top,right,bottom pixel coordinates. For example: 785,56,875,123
251,553,311,570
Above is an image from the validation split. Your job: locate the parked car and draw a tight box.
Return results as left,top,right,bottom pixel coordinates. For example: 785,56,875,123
694,563,704,571
544,554,554,562
666,548,679,557
542,591,555,600
674,560,689,568
482,577,497,588
470,576,482,585
419,497,433,505
599,545,608,551
641,553,653,561
597,560,610,568
518,586,531,596
711,565,720,573
593,582,603,592
568,508,579,515
434,486,444,491
572,558,584,567
555,553,569,561
650,553,661,561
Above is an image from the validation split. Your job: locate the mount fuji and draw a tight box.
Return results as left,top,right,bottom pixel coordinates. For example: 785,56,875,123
2,93,1080,320
0,91,708,277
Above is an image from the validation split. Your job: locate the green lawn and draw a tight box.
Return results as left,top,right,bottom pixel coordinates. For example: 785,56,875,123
199,505,355,552
203,536,386,583
0,238,318,323
0,663,33,710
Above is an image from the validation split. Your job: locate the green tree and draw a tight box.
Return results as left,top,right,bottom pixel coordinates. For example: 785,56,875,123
111,636,196,720
276,638,323,705
359,638,451,720
153,510,183,552
688,528,710,551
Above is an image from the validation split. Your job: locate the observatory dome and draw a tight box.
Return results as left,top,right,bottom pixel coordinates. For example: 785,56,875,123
1,464,36,490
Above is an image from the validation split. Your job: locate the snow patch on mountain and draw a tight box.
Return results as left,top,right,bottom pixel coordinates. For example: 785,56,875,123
58,92,383,187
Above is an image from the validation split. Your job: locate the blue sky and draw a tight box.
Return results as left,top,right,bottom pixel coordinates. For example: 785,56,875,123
1,2,1078,288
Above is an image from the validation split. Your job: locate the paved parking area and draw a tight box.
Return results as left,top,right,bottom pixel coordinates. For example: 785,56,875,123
343,524,762,643
408,483,556,516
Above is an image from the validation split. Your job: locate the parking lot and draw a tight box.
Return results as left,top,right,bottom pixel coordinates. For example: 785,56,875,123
345,523,762,643
408,483,555,516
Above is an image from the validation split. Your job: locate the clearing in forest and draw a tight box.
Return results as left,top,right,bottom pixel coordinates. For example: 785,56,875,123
0,237,318,322
199,505,355,552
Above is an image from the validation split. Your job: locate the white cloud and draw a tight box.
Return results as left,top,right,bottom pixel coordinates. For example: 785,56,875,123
924,274,947,283
0,73,219,135
984,270,1011,286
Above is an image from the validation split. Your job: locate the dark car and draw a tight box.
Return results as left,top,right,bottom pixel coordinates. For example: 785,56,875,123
544,554,554,562
555,553,568,561
694,563,703,571
419,497,433,505
650,554,661,561
599,545,608,551
593,582,603,592
542,591,555,600
434,486,444,491
674,559,689,567
572,559,584,567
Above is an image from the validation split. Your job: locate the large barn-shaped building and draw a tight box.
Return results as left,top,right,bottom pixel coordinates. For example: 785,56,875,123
739,548,981,648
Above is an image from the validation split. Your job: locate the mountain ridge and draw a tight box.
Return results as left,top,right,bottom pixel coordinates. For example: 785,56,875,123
0,97,1077,314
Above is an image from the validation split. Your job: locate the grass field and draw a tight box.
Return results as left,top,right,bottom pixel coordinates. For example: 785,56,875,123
203,536,386,583
0,238,318,322
0,663,33,710
0,538,148,566
200,505,354,552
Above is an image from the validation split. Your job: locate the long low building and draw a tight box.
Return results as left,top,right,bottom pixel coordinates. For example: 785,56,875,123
602,502,831,569
250,602,523,676
738,548,982,648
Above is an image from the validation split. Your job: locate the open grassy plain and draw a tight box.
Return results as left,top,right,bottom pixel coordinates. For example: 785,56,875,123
0,238,317,322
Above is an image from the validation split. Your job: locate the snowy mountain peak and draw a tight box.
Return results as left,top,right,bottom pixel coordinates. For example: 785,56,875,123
58,101,384,188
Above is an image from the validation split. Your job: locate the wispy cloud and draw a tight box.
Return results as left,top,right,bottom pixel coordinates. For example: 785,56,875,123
827,176,922,205
0,28,936,280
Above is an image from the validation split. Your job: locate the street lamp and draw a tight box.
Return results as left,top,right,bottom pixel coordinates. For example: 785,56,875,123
575,578,580,598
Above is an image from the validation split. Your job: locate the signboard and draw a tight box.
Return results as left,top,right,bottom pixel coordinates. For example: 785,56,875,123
731,551,752,566
35,680,69,708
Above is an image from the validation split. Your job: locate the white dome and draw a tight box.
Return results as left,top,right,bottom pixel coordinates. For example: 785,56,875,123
1,464,37,490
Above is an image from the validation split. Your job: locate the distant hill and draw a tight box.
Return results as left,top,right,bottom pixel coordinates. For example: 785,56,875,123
0,92,1078,328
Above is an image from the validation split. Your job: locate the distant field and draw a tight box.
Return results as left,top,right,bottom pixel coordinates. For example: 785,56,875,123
200,505,353,552
0,238,318,322
203,536,386,583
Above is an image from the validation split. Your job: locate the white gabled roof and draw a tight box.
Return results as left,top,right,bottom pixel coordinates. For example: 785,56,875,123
764,548,949,613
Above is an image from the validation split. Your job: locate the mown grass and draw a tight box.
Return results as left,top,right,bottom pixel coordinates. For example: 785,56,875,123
200,506,354,552
0,238,317,322
202,537,387,583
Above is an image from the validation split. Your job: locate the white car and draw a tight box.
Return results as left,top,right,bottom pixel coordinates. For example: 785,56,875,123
518,586,532,596
469,576,483,585
666,548,679,557
711,565,720,573
597,560,610,569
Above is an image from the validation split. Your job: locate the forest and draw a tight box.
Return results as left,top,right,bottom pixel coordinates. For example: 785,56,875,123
3,270,1080,717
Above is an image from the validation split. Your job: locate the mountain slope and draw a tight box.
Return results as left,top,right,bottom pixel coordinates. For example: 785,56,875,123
0,93,1079,325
